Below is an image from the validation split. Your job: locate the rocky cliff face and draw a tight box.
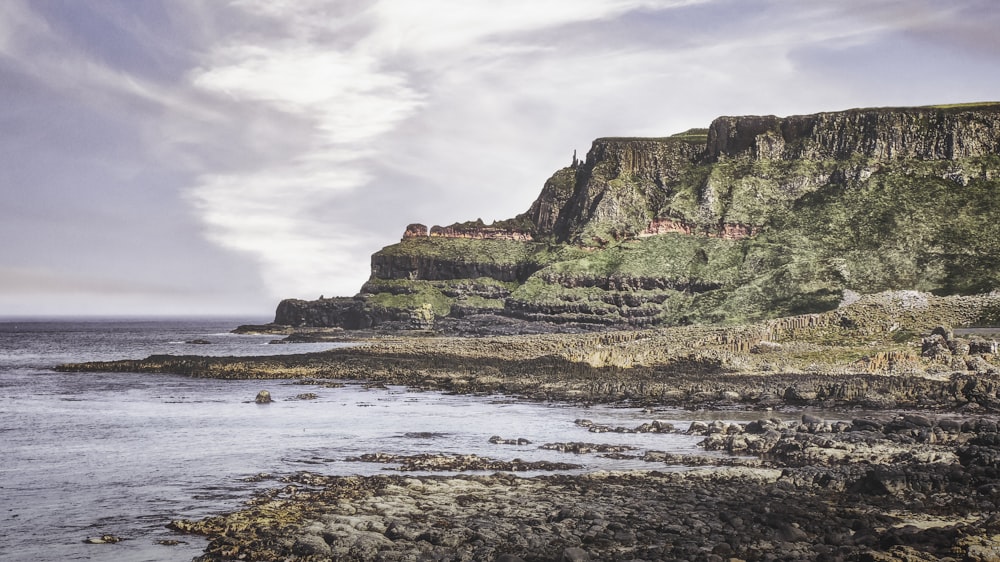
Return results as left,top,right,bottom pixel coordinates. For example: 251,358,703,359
552,135,706,244
707,107,1000,161
275,103,1000,331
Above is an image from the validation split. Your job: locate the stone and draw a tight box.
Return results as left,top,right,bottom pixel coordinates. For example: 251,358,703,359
802,413,824,425
255,390,272,404
902,414,933,428
560,547,591,561
84,534,122,544
292,534,331,557
489,436,532,445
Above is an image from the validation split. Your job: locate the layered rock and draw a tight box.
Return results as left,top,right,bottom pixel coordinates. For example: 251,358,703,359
429,224,532,242
274,103,1000,330
638,217,757,240
707,106,1000,161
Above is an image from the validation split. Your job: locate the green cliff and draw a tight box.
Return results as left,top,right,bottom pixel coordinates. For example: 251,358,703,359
276,103,1000,330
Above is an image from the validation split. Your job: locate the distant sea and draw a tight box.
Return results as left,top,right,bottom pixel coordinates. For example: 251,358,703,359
0,318,742,561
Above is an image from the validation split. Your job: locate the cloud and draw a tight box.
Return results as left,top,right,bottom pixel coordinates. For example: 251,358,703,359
184,17,426,297
174,0,1000,301
5,0,1000,315
179,0,729,298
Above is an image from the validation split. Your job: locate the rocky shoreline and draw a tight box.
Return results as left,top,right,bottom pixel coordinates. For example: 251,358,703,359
56,293,1000,561
165,411,1000,561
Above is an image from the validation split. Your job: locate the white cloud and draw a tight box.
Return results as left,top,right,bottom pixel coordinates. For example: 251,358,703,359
180,0,735,299
7,0,1000,315
365,0,708,53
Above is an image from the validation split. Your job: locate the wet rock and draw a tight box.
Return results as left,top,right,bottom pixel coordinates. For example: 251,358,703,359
84,534,122,544
292,532,331,557
345,452,581,472
172,456,1000,562
902,414,933,428
852,418,884,432
540,442,638,454
255,390,272,404
687,421,710,434
290,392,319,400
489,436,532,445
574,418,673,434
802,413,824,425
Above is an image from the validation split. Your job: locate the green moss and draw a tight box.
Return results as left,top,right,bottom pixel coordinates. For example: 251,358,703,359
534,235,740,284
366,281,454,316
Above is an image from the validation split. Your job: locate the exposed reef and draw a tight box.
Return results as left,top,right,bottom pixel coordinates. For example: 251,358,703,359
64,279,1000,562
60,291,1000,411
270,103,1000,331
166,411,1000,561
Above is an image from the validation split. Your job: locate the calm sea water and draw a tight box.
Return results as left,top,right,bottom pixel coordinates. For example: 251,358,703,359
0,319,763,562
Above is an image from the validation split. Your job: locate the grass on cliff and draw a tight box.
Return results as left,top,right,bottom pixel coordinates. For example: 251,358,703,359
366,281,454,316
366,144,1000,328
534,234,742,285
767,156,1000,296
365,278,514,316
926,102,1000,111
669,128,709,144
378,237,540,266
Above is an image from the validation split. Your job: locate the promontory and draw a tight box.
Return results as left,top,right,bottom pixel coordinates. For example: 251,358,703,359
269,102,1000,334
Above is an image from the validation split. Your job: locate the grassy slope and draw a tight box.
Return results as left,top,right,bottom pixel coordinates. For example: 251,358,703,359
366,147,1000,327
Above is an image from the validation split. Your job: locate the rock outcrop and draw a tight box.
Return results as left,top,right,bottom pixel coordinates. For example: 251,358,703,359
275,103,1000,330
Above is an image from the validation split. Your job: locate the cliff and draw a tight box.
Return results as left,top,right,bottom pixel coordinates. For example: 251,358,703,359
275,103,1000,330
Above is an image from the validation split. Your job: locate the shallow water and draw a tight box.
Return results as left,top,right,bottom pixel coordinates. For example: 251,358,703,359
0,319,796,561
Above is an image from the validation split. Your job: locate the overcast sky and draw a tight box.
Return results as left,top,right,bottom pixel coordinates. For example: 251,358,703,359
1,0,998,317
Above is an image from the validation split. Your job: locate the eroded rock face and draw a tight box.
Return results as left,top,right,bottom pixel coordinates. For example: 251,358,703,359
707,107,1000,161
272,104,1000,331
369,252,533,283
275,297,382,329
552,137,706,244
429,225,533,242
402,223,428,238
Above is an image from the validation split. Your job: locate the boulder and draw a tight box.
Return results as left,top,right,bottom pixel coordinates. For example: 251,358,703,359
560,547,591,562
255,390,272,404
921,334,951,359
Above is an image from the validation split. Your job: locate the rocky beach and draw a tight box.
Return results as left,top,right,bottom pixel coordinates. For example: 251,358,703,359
58,290,1000,561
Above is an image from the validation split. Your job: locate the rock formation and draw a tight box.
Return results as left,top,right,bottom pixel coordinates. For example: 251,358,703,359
274,103,1000,330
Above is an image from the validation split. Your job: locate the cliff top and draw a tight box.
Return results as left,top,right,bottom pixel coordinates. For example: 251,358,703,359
710,101,1000,122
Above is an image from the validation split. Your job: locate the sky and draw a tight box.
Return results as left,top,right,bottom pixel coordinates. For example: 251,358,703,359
1,0,998,317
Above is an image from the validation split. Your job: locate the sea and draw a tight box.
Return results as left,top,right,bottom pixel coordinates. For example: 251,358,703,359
0,318,777,561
